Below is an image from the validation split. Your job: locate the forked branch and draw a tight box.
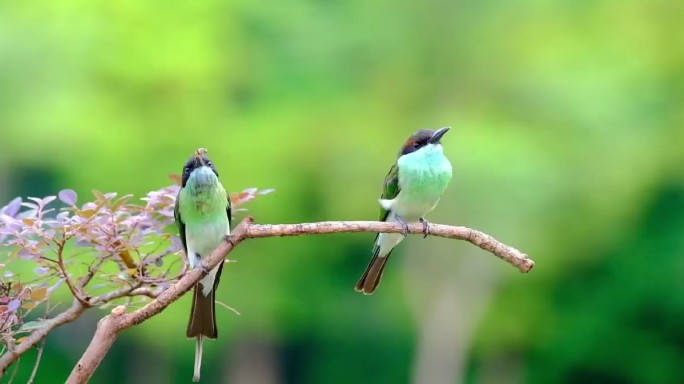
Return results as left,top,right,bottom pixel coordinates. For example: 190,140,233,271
64,217,532,383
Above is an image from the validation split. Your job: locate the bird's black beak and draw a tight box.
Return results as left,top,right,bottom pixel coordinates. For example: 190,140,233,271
428,127,451,144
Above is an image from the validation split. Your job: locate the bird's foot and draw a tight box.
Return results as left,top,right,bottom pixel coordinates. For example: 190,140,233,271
395,215,410,237
224,234,237,247
419,218,430,238
191,252,211,275
195,261,211,275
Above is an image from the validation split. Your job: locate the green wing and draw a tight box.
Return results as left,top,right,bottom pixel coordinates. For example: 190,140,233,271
226,191,232,229
174,189,187,253
213,189,231,290
379,163,400,222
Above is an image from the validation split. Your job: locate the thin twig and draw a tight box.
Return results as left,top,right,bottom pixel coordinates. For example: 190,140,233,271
56,238,88,306
215,300,241,316
27,339,45,384
1,334,16,353
66,218,533,383
79,257,107,290
89,286,160,306
7,356,19,384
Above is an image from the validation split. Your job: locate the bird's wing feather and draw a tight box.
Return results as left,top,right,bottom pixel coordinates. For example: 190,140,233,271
369,163,401,258
214,189,231,290
379,163,400,222
226,190,232,229
174,189,187,253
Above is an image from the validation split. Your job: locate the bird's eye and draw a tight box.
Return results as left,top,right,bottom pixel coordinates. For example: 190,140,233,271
184,166,190,174
206,161,213,166
413,141,421,149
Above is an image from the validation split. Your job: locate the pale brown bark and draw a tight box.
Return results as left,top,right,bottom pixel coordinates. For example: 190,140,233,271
37,217,530,383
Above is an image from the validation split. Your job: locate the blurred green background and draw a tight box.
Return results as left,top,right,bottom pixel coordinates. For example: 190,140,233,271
1,0,684,383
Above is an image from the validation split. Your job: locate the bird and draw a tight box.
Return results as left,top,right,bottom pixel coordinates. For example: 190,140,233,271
355,127,453,294
174,148,231,382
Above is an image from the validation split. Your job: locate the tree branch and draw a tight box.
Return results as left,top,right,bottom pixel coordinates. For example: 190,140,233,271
66,217,533,383
56,239,89,306
0,299,86,376
0,285,161,376
243,221,533,272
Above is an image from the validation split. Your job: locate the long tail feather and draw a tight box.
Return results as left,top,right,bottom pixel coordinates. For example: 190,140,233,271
187,282,218,382
355,248,393,295
187,284,218,338
193,336,203,382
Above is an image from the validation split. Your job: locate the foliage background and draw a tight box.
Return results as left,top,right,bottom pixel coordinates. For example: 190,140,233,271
1,1,683,383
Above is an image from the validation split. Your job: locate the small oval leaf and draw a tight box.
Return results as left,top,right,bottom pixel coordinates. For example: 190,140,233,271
42,196,57,206
58,189,78,206
0,197,22,217
30,287,48,301
76,209,96,218
92,189,107,202
19,320,48,331
7,299,20,312
48,278,65,294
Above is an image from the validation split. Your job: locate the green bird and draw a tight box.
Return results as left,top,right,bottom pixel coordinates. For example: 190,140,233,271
356,127,453,294
174,149,231,382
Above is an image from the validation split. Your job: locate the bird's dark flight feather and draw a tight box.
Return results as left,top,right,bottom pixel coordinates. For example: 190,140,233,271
355,162,401,294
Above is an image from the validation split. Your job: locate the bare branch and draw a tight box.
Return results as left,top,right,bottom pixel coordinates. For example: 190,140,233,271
78,257,107,290
66,306,125,384
66,217,533,383
56,239,89,306
0,283,161,375
243,221,534,272
89,286,161,306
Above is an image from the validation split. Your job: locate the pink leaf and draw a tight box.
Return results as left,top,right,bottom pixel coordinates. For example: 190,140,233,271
42,196,57,206
58,189,78,206
7,299,20,312
0,197,22,217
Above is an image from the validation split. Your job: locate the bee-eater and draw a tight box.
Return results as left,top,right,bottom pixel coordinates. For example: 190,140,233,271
174,149,231,382
355,127,453,294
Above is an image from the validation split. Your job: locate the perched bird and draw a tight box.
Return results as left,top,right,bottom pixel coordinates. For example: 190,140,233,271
174,148,231,382
355,127,453,294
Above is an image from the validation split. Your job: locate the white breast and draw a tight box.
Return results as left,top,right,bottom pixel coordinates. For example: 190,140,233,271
186,219,230,267
185,219,230,296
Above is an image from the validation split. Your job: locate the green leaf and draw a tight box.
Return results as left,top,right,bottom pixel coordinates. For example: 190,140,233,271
19,320,48,332
92,189,107,203
111,195,133,211
76,209,96,218
30,287,48,301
